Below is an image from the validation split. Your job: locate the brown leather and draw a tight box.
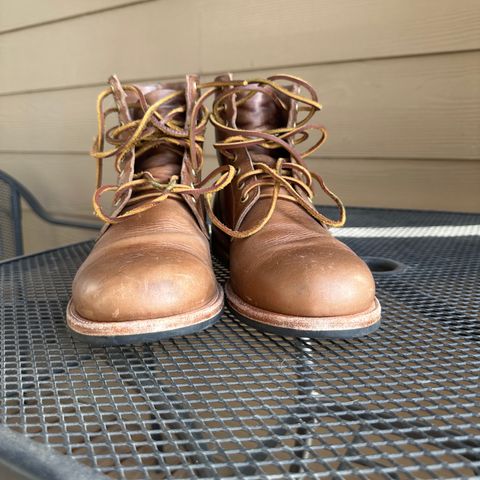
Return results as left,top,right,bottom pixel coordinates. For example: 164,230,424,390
72,201,218,323
68,76,223,339
211,74,380,333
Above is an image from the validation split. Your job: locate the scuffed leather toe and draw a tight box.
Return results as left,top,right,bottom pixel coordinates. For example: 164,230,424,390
72,246,217,322
230,242,376,318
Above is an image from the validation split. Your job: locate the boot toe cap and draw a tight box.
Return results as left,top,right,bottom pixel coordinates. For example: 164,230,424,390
231,245,375,318
72,247,217,322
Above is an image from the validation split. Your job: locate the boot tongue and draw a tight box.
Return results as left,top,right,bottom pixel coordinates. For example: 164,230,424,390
235,90,287,131
234,90,290,165
126,85,186,183
233,88,299,200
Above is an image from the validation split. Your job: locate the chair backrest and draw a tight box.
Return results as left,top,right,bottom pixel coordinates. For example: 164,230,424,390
0,172,23,259
0,169,100,261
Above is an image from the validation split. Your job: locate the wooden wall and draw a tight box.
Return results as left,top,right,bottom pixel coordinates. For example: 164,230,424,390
0,0,479,253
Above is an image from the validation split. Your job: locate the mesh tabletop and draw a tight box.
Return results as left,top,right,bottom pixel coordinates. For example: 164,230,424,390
0,207,479,479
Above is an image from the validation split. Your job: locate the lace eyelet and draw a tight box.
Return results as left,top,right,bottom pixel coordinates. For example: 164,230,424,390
237,180,245,190
240,193,249,203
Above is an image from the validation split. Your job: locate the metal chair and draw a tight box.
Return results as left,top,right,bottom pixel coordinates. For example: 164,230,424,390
0,170,99,260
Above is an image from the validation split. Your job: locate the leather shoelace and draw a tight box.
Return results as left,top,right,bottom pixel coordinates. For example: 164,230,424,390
201,75,346,238
91,81,238,224
91,76,345,235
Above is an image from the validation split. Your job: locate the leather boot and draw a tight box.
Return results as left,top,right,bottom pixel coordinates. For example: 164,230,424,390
67,75,232,345
209,74,381,338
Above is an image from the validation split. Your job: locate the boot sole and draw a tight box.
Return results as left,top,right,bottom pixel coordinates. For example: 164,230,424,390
225,282,381,339
66,284,224,346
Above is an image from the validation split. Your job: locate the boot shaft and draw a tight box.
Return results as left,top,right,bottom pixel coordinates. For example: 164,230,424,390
210,74,344,235
92,75,209,232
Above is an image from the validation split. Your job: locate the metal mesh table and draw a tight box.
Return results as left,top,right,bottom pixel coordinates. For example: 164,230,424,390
0,207,479,479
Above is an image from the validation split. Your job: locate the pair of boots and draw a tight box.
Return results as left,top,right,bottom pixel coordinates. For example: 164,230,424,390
66,74,381,345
